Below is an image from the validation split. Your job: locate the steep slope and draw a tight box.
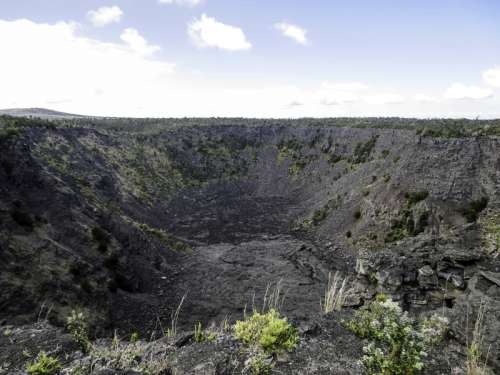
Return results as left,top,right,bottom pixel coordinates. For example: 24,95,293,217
1,116,500,372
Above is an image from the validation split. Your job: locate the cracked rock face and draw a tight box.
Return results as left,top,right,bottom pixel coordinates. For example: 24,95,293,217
1,117,500,373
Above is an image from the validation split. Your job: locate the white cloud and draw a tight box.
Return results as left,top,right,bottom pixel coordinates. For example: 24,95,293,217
188,14,251,51
1,18,499,118
444,83,493,100
274,22,308,45
0,19,174,116
120,28,160,56
159,0,204,6
483,67,500,88
365,93,405,105
87,6,123,27
413,94,436,102
288,100,304,108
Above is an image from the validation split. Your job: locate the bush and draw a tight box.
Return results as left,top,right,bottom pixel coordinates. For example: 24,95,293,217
421,314,449,345
130,332,140,343
346,296,445,374
26,351,62,375
235,309,298,374
461,197,489,223
352,136,378,164
235,309,298,355
354,210,362,220
66,310,91,353
91,226,110,253
10,208,34,229
405,191,429,207
194,322,217,343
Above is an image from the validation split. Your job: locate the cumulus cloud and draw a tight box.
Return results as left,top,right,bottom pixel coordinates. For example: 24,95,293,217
483,67,500,88
0,19,174,115
120,28,160,56
188,14,251,51
274,22,308,45
87,6,123,27
444,83,493,100
159,0,203,6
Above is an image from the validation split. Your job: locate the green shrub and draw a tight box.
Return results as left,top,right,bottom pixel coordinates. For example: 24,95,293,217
346,296,444,375
66,310,91,353
405,191,429,207
91,226,110,253
194,322,217,343
26,351,62,375
235,309,298,374
421,314,449,345
234,309,298,355
130,332,140,343
354,209,362,220
461,197,489,223
351,136,378,164
10,208,34,229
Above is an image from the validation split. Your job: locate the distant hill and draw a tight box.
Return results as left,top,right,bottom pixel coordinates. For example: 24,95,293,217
0,107,85,119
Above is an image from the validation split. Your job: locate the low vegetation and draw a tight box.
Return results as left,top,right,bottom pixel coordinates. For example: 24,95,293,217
235,309,298,374
466,301,490,375
194,322,217,343
481,212,500,256
405,191,429,207
66,310,91,354
351,136,378,164
321,271,352,313
460,197,489,223
26,352,62,375
346,294,448,375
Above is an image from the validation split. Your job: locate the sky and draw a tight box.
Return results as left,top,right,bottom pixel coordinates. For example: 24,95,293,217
0,0,500,118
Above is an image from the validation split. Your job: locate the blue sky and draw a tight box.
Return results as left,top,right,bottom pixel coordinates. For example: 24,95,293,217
0,0,499,117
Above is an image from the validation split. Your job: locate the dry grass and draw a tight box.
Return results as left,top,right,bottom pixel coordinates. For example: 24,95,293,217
166,293,187,338
321,271,352,314
465,300,491,375
262,279,287,313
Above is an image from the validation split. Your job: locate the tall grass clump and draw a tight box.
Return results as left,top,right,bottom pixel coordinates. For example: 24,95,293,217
165,293,186,338
321,271,352,313
466,301,491,375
